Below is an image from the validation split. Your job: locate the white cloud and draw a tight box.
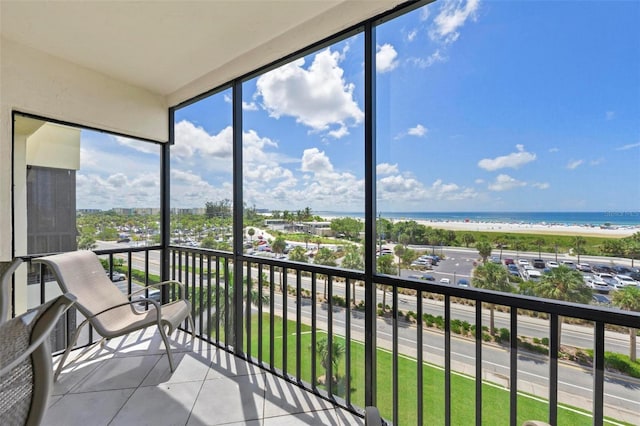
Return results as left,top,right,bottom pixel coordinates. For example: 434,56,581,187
377,163,399,176
376,44,399,73
605,111,615,120
532,182,550,190
566,159,583,170
407,29,418,42
549,147,559,153
478,144,536,171
590,158,604,166
255,48,363,138
408,124,428,137
488,174,526,192
173,120,233,161
301,148,334,174
410,50,447,68
475,178,484,184
430,0,480,44
419,6,431,21
616,142,640,151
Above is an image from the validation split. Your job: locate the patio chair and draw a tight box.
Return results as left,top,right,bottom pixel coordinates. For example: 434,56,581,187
0,293,76,426
34,250,195,380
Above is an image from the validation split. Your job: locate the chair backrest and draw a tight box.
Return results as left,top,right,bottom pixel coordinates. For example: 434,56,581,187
1,258,23,323
0,293,75,426
34,251,130,334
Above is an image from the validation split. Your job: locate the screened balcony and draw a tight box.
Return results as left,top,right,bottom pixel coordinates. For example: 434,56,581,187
3,1,640,426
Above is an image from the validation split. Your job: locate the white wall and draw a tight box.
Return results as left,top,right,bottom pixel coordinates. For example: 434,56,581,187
0,37,169,261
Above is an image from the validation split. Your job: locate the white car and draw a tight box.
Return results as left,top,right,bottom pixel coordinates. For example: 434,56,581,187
597,273,617,287
546,261,559,268
585,275,611,293
439,278,451,285
614,274,639,288
518,259,529,266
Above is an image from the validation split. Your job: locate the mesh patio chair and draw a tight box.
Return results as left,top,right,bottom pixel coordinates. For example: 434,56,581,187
34,251,195,380
0,293,76,426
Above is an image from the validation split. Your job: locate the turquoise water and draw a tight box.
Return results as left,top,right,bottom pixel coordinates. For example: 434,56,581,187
315,211,640,227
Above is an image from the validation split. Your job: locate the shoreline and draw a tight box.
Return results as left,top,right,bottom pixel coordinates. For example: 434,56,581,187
318,214,638,238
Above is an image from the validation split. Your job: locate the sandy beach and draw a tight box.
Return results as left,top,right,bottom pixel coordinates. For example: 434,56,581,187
410,220,638,238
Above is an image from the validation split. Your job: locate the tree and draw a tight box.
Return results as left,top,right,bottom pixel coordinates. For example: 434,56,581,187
572,236,587,263
611,286,640,361
625,239,640,267
271,236,286,257
602,239,625,257
493,235,508,260
341,244,364,305
472,262,512,335
533,237,546,258
476,240,492,263
315,337,345,388
247,227,255,241
377,254,396,309
288,246,309,263
535,265,592,335
460,233,475,248
330,217,363,239
314,247,337,299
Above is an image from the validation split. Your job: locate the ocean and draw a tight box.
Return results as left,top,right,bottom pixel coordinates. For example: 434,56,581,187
314,211,640,228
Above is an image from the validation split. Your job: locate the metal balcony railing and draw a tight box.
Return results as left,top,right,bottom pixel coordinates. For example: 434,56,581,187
16,246,640,425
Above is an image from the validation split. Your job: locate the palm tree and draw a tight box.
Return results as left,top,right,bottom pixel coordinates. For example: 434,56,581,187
572,236,587,263
476,240,492,263
472,262,512,335
493,235,508,260
460,233,475,248
315,337,345,388
247,227,255,241
534,265,591,335
533,237,546,258
377,254,396,310
611,286,640,361
341,244,364,305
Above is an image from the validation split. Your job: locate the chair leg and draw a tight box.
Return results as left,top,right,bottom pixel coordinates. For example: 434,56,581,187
158,324,176,372
53,320,89,382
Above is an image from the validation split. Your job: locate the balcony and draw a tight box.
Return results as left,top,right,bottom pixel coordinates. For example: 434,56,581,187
17,246,640,425
45,328,361,425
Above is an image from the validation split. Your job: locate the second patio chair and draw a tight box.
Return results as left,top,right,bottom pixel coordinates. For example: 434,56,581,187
34,250,195,380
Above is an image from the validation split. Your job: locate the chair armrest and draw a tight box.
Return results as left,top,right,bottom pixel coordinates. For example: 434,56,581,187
364,406,383,426
0,293,76,376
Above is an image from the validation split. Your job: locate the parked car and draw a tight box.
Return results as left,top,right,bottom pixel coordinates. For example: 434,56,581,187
591,294,611,306
596,273,617,287
614,274,639,288
457,279,470,287
612,265,637,275
503,258,515,265
592,264,614,274
439,278,451,285
106,270,126,281
532,259,546,269
490,256,502,264
420,274,435,281
546,261,559,268
560,260,575,269
576,263,592,272
136,289,161,307
585,275,611,293
518,259,529,266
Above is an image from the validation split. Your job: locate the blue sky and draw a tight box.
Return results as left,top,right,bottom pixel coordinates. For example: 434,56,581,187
79,0,640,213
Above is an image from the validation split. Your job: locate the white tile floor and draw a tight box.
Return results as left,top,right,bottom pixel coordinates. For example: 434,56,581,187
44,329,365,426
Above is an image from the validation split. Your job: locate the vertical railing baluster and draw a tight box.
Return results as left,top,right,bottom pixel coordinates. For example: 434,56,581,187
269,265,275,371
327,275,334,398
258,263,264,365
282,266,288,377
593,322,605,426
510,308,518,426
549,313,559,425
206,254,212,342
311,271,317,391
198,254,204,336
445,294,451,426
417,290,423,425
475,300,483,426
345,277,352,407
296,269,302,382
246,260,252,357
392,286,399,426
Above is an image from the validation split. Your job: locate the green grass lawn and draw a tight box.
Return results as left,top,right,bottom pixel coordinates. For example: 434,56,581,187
241,314,624,425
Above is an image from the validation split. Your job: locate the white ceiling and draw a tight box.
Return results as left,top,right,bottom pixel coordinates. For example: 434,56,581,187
1,0,407,106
